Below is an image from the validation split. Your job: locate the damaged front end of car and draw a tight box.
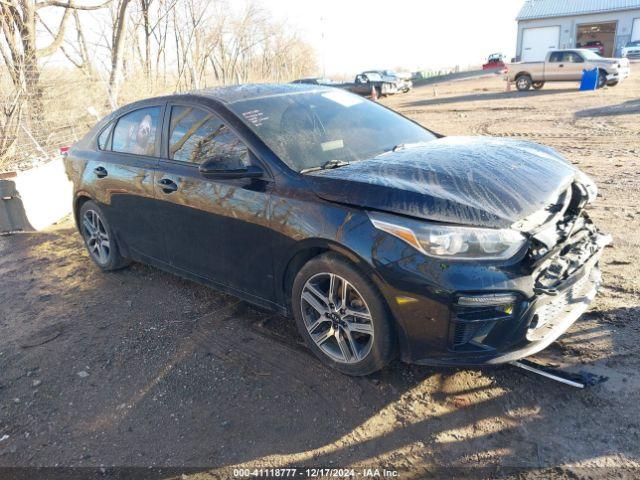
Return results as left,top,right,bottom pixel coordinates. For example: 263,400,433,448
512,177,611,348
390,173,611,367
449,175,611,364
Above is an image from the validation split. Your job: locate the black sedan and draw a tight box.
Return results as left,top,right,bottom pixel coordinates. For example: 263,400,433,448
64,84,609,375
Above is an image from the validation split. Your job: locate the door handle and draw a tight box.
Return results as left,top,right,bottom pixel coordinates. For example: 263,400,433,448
158,178,178,194
93,166,108,178
559,64,564,67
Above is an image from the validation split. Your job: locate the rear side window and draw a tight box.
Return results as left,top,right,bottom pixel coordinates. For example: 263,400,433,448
97,124,112,150
549,52,563,62
111,107,160,156
168,105,248,166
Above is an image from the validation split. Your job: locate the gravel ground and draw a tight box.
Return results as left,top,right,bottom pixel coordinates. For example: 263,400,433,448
0,69,639,479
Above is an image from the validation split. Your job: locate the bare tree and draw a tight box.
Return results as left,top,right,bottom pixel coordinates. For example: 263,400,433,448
0,0,317,168
106,0,130,107
0,88,23,161
0,0,111,139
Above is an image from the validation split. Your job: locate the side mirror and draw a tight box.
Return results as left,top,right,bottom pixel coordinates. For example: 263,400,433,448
199,156,264,180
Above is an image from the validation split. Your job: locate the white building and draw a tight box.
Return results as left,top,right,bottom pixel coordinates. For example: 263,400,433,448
516,0,640,61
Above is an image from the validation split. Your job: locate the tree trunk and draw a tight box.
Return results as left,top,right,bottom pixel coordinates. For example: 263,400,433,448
20,1,46,144
140,0,151,81
107,0,130,109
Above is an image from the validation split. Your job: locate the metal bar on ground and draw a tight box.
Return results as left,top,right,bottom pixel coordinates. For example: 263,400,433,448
510,360,586,388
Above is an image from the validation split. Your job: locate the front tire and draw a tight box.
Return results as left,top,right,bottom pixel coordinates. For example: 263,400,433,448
292,253,395,376
79,200,130,271
532,81,545,90
597,70,607,89
607,80,619,87
516,75,532,91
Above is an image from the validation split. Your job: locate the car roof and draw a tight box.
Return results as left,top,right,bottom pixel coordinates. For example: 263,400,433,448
183,83,332,104
107,83,335,121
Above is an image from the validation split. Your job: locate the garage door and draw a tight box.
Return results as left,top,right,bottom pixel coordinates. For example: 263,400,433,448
522,26,560,62
632,18,640,41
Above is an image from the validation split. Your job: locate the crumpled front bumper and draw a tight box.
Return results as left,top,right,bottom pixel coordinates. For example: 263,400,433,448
404,219,610,367
483,243,605,364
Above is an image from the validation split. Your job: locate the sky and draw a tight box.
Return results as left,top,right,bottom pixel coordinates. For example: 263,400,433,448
39,0,524,77
265,0,523,76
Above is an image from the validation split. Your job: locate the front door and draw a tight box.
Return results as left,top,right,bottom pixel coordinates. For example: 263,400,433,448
154,103,275,303
559,51,586,80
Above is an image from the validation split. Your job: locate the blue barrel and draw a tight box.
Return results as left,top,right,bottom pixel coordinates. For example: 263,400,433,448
580,68,599,91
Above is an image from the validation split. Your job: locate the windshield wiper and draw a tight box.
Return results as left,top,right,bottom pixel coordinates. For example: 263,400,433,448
300,159,350,174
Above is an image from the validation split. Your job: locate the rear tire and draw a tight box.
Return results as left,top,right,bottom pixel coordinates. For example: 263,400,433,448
532,81,545,90
292,253,395,376
516,75,532,91
607,80,619,87
79,200,130,271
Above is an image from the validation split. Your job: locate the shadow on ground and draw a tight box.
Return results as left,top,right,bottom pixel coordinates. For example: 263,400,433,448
0,223,638,479
575,99,640,118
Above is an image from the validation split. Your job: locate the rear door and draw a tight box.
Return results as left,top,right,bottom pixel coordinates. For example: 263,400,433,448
353,75,370,95
544,51,565,80
154,102,275,302
87,104,166,262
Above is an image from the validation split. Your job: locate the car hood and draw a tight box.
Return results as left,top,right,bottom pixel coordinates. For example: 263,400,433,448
595,57,626,66
305,136,578,228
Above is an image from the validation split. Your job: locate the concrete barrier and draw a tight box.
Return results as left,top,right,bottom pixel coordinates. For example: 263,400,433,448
0,158,72,233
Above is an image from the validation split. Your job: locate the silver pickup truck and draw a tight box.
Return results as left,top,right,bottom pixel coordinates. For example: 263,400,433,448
506,49,630,91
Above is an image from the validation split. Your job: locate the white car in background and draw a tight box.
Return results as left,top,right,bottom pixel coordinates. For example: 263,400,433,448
622,40,640,59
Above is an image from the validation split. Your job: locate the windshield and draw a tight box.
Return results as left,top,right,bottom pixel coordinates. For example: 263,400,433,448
627,41,640,47
228,89,436,173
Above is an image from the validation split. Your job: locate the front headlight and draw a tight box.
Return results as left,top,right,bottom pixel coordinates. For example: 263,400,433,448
368,211,527,261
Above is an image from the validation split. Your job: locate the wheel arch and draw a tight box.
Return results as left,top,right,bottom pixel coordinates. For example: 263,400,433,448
514,71,531,80
282,239,408,363
280,238,379,314
73,192,93,231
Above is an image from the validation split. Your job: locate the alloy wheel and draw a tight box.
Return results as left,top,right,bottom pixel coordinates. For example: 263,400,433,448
300,272,374,364
517,77,530,90
82,209,111,265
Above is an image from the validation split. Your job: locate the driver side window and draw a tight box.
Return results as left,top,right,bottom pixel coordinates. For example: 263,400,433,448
565,52,584,63
168,105,248,167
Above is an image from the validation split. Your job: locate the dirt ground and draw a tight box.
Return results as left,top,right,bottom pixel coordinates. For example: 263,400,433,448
1,70,639,479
